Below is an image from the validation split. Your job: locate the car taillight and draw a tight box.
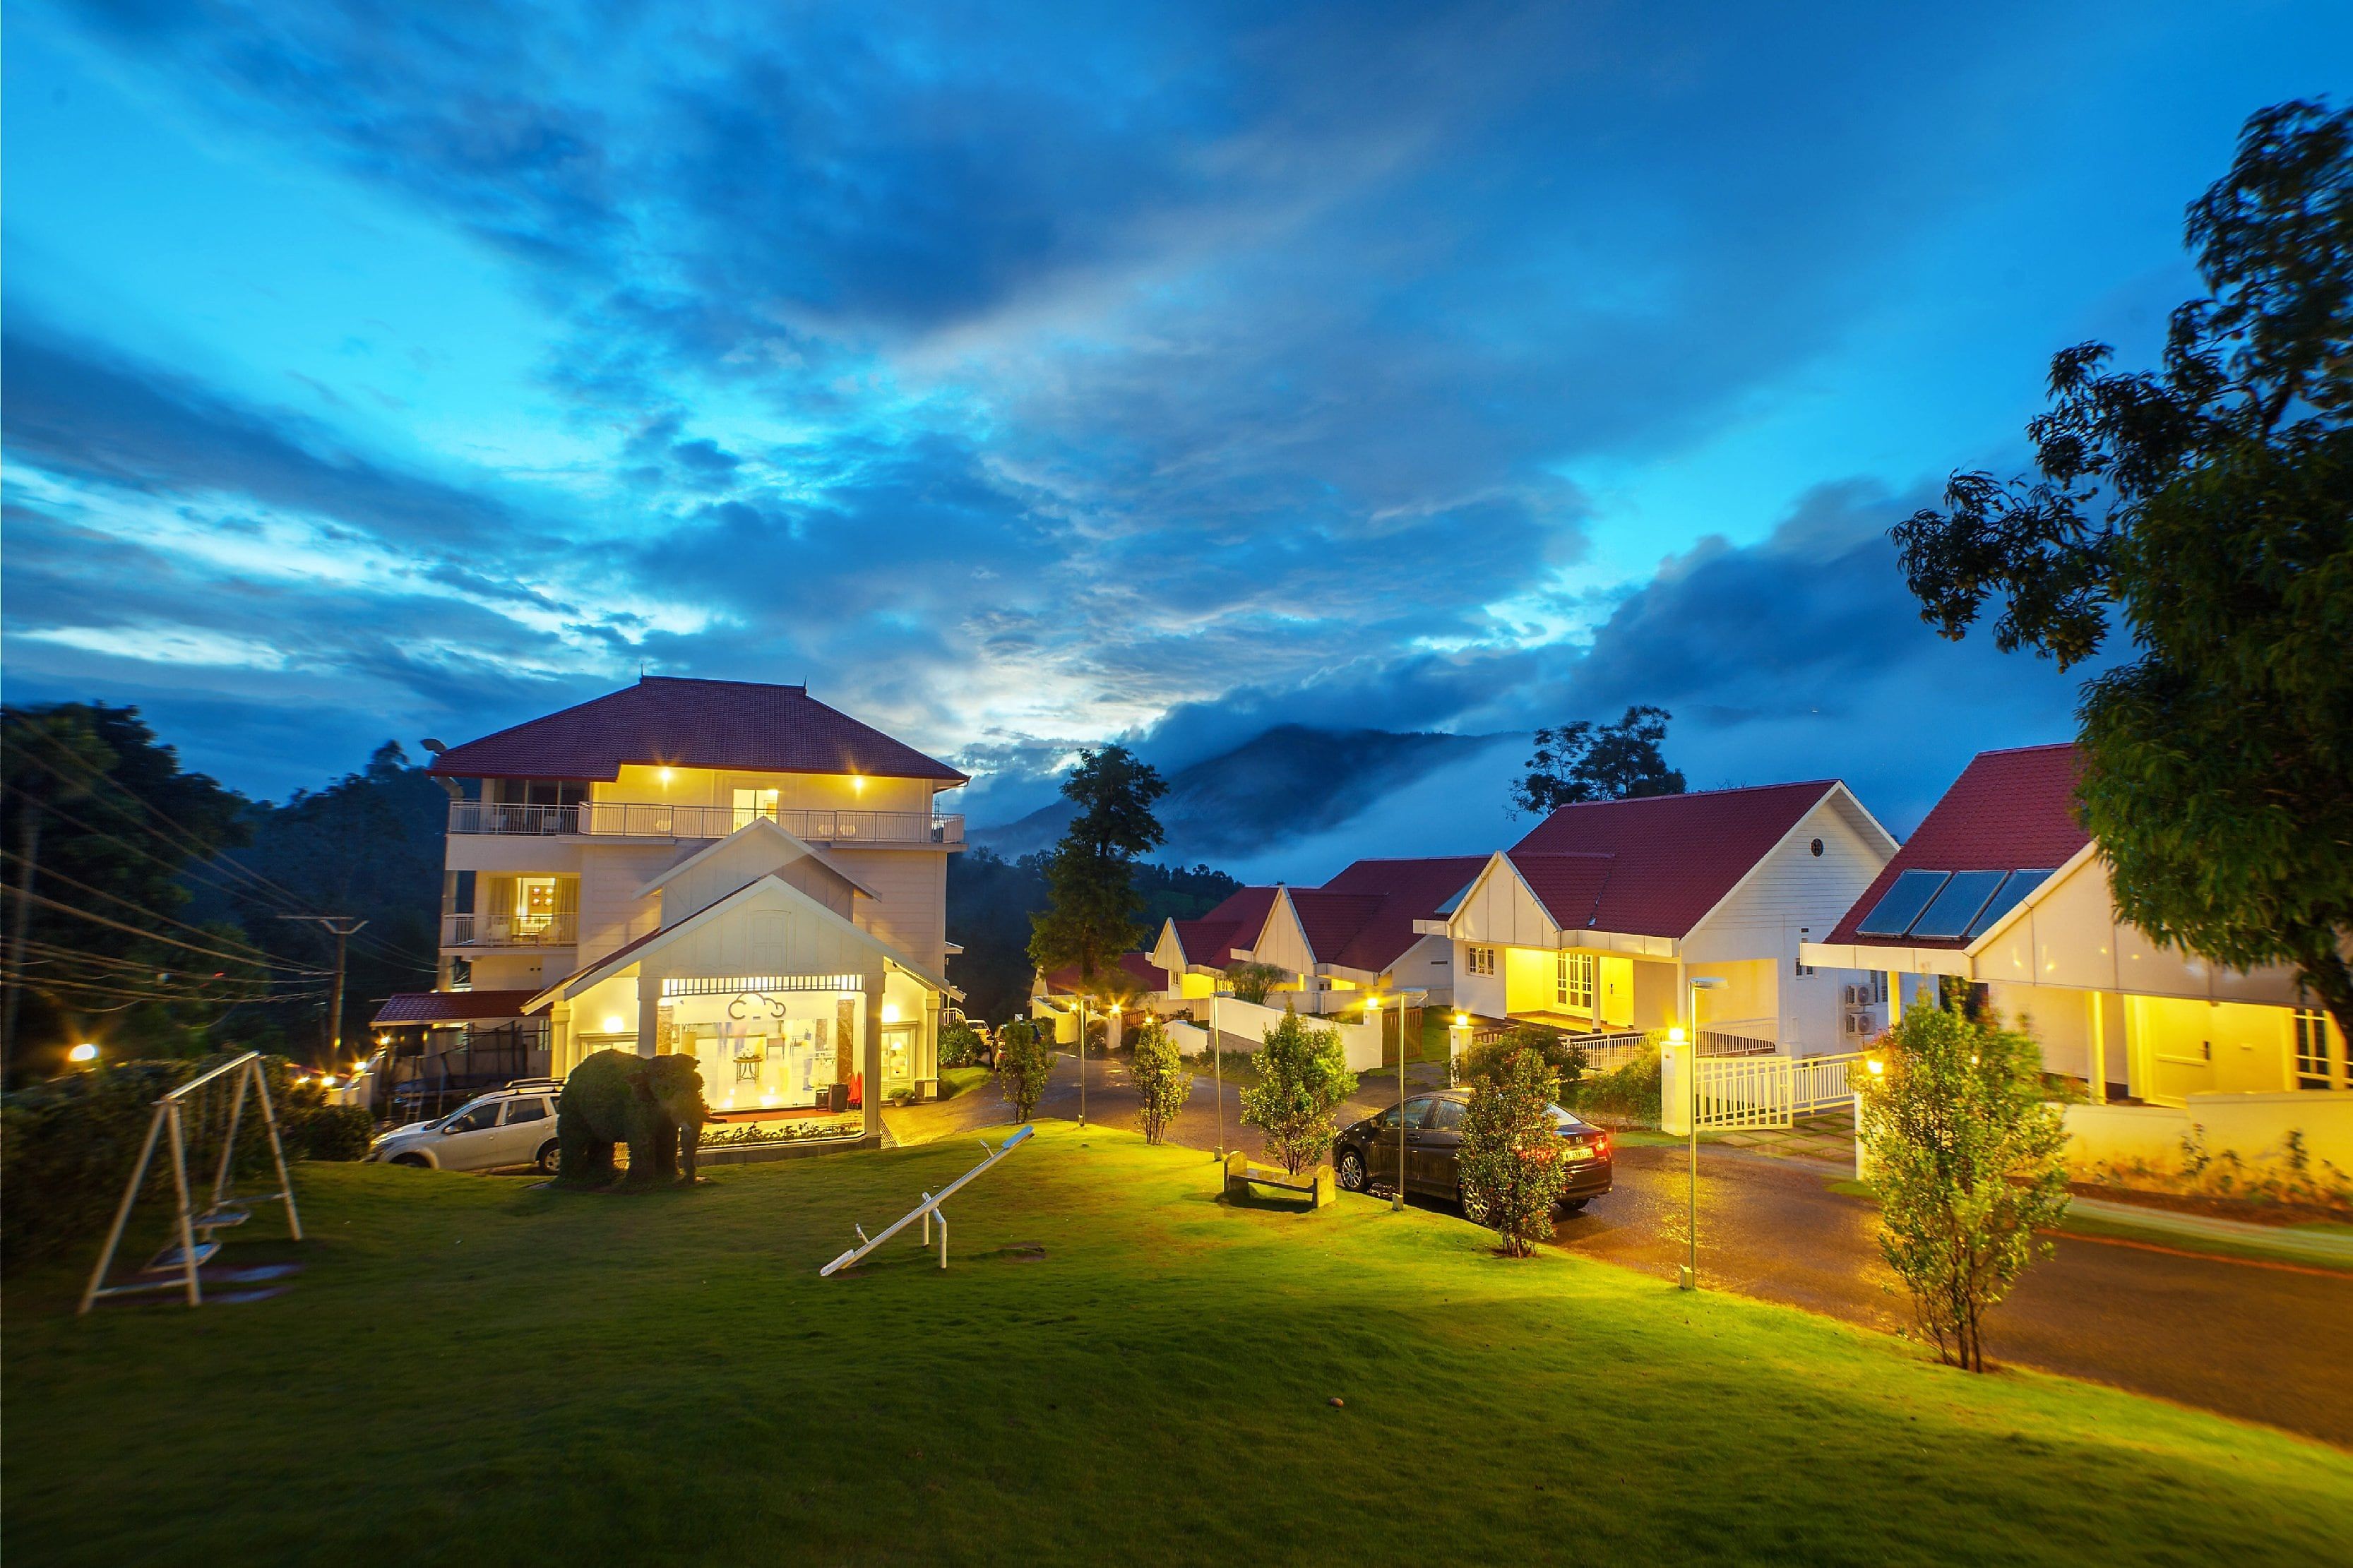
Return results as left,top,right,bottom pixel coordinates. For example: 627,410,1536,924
1593,1132,1610,1159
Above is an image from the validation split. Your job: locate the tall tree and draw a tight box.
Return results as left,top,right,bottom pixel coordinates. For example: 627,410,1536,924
1511,704,1686,816
1891,100,2353,1041
1027,745,1168,985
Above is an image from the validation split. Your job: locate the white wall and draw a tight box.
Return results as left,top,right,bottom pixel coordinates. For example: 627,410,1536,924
1213,997,1386,1074
2063,1092,2353,1176
1385,933,1455,1004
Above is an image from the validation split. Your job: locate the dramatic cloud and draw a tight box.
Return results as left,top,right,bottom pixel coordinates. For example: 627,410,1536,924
4,0,2333,818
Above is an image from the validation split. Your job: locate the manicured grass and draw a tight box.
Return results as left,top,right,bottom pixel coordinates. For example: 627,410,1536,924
936,1065,992,1101
6,1124,2349,1565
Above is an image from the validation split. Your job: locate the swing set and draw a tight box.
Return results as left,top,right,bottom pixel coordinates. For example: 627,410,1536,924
78,1051,304,1314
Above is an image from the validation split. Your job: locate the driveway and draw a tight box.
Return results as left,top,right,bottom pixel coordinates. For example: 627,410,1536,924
888,1053,2353,1448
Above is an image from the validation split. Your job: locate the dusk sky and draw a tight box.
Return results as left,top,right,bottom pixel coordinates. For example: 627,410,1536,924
5,1,2345,870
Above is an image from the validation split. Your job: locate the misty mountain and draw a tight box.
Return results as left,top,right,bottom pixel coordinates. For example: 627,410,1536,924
972,724,1507,861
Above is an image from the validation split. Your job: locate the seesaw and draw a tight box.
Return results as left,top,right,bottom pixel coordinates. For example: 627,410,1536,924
819,1123,1035,1276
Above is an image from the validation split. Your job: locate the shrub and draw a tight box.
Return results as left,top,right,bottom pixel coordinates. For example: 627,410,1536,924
1559,1040,1662,1127
994,1021,1054,1123
1129,1019,1192,1144
1223,962,1287,1005
1459,1047,1572,1257
1237,1007,1356,1176
1855,1007,2070,1372
1461,1024,1588,1098
939,1019,986,1068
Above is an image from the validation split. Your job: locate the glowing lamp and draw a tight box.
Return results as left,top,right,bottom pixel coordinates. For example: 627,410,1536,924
1867,1058,1885,1077
880,1002,900,1024
1453,1012,1467,1027
68,1043,99,1063
852,774,866,796
376,1034,390,1046
603,1015,625,1034
1666,1027,1686,1045
1364,995,1381,1012
657,767,674,784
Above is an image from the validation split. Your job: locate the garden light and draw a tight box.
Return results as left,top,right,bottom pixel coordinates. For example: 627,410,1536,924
68,1043,99,1065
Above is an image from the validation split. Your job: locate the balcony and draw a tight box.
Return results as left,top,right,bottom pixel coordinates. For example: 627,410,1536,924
446,800,965,846
443,912,580,950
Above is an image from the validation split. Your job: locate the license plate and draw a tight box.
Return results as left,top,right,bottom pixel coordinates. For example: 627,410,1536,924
1563,1146,1594,1163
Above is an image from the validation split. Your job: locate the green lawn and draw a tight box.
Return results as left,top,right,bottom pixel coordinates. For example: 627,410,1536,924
935,1064,992,1100
6,1124,2349,1565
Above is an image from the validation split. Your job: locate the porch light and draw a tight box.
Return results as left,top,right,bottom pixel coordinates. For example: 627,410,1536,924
1667,1027,1686,1044
881,1002,900,1024
68,1043,98,1063
1867,1057,1885,1076
657,767,674,785
1454,1012,1467,1027
852,774,866,796
603,1015,625,1034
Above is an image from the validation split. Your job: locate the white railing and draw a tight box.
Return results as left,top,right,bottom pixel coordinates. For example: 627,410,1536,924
1790,1051,1862,1114
1694,1054,1794,1130
444,913,578,949
446,800,963,846
1698,1017,1779,1057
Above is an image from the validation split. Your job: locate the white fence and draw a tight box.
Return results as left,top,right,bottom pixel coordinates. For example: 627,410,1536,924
1208,998,1386,1074
1668,1049,1862,1132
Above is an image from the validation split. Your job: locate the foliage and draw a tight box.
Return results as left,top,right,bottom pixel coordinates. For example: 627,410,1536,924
1890,100,2353,1040
1237,1007,1355,1176
1854,1007,2071,1372
1458,1048,1573,1257
1,704,261,1081
1511,705,1687,816
698,1116,862,1148
0,1053,364,1266
1027,745,1169,989
992,1020,1054,1123
1460,1024,1587,1099
951,851,1232,1027
556,1050,710,1188
1128,1018,1192,1144
1558,1041,1664,1127
2079,1124,2353,1218
939,1017,987,1068
1222,960,1287,1004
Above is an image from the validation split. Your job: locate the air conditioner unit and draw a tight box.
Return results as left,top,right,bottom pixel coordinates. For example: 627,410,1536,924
1844,1010,1874,1036
1840,983,1866,1006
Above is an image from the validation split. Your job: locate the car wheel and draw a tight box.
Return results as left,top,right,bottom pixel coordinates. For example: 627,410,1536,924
536,1140,561,1175
391,1154,429,1168
1336,1148,1367,1192
1459,1183,1489,1224
1557,1197,1590,1214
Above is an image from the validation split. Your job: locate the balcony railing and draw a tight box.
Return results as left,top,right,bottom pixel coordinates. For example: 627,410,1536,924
444,913,580,949
446,801,965,846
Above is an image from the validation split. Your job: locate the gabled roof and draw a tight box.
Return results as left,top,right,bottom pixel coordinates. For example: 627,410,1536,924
1823,743,2087,950
1041,950,1169,998
1168,885,1279,971
633,815,880,901
370,990,541,1027
1504,781,1846,940
1298,856,1489,974
429,676,969,784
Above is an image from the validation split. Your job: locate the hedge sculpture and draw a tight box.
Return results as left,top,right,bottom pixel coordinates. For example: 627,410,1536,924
556,1049,710,1188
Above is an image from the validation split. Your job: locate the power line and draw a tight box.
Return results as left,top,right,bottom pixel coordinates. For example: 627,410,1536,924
11,889,330,974
0,849,330,971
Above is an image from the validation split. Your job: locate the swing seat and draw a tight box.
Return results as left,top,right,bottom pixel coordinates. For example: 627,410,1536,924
146,1240,222,1271
194,1206,252,1231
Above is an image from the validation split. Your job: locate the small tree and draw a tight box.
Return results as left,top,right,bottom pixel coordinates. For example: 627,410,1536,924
938,1018,985,1068
993,1020,1054,1123
1460,1024,1587,1099
1855,1006,2071,1371
1511,705,1687,816
1128,1018,1192,1144
1237,1007,1357,1176
1027,745,1168,988
1222,961,1287,1005
1458,1047,1573,1257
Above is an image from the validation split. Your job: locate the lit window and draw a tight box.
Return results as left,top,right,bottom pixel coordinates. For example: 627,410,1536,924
732,787,782,830
516,876,558,932
2294,1010,2337,1091
1556,951,1595,1012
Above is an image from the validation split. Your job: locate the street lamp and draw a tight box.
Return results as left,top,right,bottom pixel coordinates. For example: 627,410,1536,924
1367,995,1404,1211
1210,986,1229,1163
68,1042,98,1067
1076,994,1088,1129
1679,975,1729,1292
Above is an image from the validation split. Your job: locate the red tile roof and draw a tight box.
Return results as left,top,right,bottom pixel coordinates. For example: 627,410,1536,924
428,676,968,784
1303,856,1489,974
1169,885,1279,971
1823,743,2086,949
1042,950,1168,997
1504,782,1842,939
371,990,542,1027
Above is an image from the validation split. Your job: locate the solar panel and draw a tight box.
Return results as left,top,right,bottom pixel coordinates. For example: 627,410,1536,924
1961,868,2056,940
1907,870,2009,940
1855,870,1950,937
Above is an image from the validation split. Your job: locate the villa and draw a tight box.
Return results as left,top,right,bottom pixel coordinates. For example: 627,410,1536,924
371,676,967,1139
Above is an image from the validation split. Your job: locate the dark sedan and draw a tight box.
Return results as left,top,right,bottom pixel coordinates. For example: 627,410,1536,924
1333,1088,1613,1213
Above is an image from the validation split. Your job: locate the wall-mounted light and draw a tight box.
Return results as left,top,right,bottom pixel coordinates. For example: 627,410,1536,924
603,1014,625,1034
1453,1012,1467,1027
657,767,674,786
852,774,866,796
1667,1027,1687,1044
880,1002,900,1024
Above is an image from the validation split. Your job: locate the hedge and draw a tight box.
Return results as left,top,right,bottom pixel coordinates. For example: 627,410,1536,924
1,1054,369,1267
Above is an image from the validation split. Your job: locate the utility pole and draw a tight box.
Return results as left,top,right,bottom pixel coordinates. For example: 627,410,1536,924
2,796,42,1087
280,915,368,1062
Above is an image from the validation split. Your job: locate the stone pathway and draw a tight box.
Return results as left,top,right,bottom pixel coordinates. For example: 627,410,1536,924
1705,1111,1857,1167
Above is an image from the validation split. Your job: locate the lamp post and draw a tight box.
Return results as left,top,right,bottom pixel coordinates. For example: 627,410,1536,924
1210,986,1229,1163
1368,995,1402,1211
1076,993,1088,1129
1679,975,1729,1292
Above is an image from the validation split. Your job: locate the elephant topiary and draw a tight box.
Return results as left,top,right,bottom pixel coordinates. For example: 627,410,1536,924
556,1049,710,1188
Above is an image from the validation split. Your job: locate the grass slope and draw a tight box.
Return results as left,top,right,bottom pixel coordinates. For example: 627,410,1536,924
6,1124,2349,1566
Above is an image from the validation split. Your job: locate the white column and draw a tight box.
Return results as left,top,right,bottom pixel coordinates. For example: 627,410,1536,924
861,972,885,1139
2087,990,2109,1105
636,974,660,1058
1661,1038,1693,1136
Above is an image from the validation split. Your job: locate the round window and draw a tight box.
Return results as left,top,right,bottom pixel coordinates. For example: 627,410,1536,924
1809,838,1824,857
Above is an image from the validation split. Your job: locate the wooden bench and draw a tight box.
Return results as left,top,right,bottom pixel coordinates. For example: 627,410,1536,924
1223,1149,1335,1208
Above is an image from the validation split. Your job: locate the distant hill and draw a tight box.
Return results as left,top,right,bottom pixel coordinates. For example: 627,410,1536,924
971,724,1504,861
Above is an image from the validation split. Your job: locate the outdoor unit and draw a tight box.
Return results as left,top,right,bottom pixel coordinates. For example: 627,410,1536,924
1843,1010,1875,1037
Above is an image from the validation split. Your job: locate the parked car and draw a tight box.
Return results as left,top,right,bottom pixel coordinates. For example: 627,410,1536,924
1332,1088,1612,1214
367,1081,565,1173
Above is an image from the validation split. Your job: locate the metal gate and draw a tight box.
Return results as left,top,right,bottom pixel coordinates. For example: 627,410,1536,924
1691,1051,1861,1130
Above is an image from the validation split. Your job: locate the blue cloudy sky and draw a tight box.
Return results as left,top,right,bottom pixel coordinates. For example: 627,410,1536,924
5,1,2346,861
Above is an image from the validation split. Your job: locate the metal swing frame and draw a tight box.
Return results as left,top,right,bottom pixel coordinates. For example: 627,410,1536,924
79,1052,304,1314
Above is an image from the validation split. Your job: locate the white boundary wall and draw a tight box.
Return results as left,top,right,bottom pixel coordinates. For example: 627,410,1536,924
1213,998,1386,1074
2063,1092,2353,1174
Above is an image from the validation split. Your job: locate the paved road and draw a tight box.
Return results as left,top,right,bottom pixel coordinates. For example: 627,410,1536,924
890,1053,2353,1447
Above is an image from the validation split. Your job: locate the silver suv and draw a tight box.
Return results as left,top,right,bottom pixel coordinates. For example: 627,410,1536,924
367,1082,563,1173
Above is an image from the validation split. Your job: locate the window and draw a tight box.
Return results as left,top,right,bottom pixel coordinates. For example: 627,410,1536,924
2294,1010,2337,1091
1465,945,1496,977
732,786,782,830
503,1098,548,1125
444,1102,500,1134
1426,1098,1464,1132
1556,951,1595,1012
516,876,558,933
1793,928,1815,978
